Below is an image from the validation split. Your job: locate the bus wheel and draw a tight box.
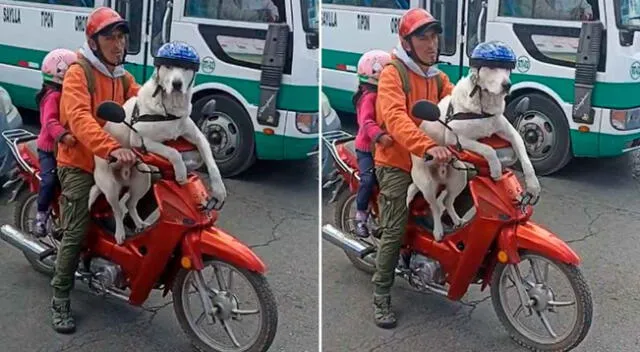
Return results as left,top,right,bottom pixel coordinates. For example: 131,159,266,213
506,93,572,176
192,94,256,177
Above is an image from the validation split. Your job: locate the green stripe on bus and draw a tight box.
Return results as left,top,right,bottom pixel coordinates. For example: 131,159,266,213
0,44,318,112
322,48,640,110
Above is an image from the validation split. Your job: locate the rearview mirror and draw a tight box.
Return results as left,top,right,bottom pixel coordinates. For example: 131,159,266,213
514,97,530,115
411,100,441,121
96,101,126,123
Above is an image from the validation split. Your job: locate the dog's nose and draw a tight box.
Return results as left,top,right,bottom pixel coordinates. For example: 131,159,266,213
172,80,183,91
502,81,512,92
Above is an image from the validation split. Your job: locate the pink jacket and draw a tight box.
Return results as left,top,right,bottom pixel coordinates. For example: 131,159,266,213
355,90,385,152
37,89,69,153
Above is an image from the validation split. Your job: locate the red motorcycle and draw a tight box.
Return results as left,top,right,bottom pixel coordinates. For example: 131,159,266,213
322,98,592,351
1,101,277,352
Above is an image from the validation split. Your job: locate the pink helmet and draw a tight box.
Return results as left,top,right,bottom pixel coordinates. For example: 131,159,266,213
357,49,392,85
41,48,77,85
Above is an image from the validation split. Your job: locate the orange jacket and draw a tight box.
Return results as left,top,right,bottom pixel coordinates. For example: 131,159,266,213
374,60,454,173
56,56,140,173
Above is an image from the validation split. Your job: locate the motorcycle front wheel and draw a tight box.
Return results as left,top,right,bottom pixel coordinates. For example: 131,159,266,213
490,250,593,352
172,258,278,352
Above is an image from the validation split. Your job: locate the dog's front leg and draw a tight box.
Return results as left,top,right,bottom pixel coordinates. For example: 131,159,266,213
457,136,503,180
183,120,227,204
497,121,541,199
140,139,188,185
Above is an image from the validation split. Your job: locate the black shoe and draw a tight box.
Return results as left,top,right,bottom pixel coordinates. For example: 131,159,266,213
51,297,76,334
373,294,397,329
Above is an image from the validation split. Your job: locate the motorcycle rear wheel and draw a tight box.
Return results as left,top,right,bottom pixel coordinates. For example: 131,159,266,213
334,191,378,274
14,191,57,276
490,250,592,351
172,258,278,352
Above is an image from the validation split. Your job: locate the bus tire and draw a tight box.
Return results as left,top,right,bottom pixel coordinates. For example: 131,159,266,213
505,93,572,176
192,94,256,178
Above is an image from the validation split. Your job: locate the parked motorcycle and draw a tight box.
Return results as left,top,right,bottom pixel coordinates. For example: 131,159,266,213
322,98,592,352
0,100,278,352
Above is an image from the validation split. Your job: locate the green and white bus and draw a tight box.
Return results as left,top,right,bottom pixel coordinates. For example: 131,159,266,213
0,0,319,176
322,0,640,175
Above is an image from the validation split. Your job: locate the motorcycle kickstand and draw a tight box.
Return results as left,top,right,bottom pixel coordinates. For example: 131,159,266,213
194,270,217,325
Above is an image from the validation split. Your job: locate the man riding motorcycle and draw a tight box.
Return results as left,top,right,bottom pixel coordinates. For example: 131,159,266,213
50,6,140,334
371,8,455,329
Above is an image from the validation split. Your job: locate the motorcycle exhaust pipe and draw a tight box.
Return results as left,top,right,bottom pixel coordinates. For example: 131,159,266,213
322,224,374,258
0,224,48,257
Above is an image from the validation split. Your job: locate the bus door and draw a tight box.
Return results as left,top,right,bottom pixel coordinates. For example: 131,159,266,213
428,0,467,82
110,0,153,83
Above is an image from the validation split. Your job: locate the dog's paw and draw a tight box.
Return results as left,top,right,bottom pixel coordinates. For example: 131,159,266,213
490,165,502,181
432,229,444,242
115,232,126,245
175,170,188,185
525,176,541,200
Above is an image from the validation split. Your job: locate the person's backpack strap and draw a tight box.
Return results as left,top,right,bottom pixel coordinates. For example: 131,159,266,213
434,72,443,101
121,74,130,101
73,57,95,111
389,59,410,95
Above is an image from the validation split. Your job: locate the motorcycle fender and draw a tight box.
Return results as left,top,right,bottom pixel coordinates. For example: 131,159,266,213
515,221,581,265
195,227,267,273
498,224,521,264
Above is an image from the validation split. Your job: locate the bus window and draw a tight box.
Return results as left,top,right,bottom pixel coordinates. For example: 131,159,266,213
498,0,599,21
321,0,409,10
466,0,487,56
13,0,95,6
184,0,285,23
114,0,143,54
431,0,457,55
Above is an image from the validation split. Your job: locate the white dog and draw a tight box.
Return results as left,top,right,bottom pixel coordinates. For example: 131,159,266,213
407,66,541,241
88,65,227,244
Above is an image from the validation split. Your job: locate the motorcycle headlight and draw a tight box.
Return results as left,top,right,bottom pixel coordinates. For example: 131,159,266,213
296,112,319,134
611,107,640,131
181,150,204,171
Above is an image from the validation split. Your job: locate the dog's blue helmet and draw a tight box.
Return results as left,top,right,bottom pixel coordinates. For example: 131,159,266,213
469,41,516,70
154,41,200,72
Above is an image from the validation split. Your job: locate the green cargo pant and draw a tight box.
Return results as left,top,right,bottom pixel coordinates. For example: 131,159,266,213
50,167,95,299
371,166,412,296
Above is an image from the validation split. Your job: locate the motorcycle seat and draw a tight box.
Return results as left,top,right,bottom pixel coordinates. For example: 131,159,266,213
343,140,356,157
23,139,40,170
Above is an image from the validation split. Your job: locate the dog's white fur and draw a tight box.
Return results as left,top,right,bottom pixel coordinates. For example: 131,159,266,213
88,65,227,244
407,67,541,241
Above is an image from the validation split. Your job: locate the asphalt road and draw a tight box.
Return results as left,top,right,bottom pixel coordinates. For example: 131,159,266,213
0,117,319,351
322,116,640,352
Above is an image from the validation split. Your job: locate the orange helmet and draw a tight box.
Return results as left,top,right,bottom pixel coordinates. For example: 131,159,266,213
86,7,129,38
399,8,442,38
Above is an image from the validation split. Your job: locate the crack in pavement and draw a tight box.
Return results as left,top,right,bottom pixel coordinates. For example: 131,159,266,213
566,207,605,244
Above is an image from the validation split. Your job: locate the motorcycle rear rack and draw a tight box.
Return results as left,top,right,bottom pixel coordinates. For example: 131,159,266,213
321,129,359,182
2,129,39,179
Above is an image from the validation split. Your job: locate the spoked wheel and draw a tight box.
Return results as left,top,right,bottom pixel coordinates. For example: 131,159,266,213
333,191,379,274
13,191,60,276
172,259,278,352
491,251,593,351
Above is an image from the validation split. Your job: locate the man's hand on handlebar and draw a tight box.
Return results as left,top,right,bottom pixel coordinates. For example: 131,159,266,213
425,146,453,164
109,148,137,166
